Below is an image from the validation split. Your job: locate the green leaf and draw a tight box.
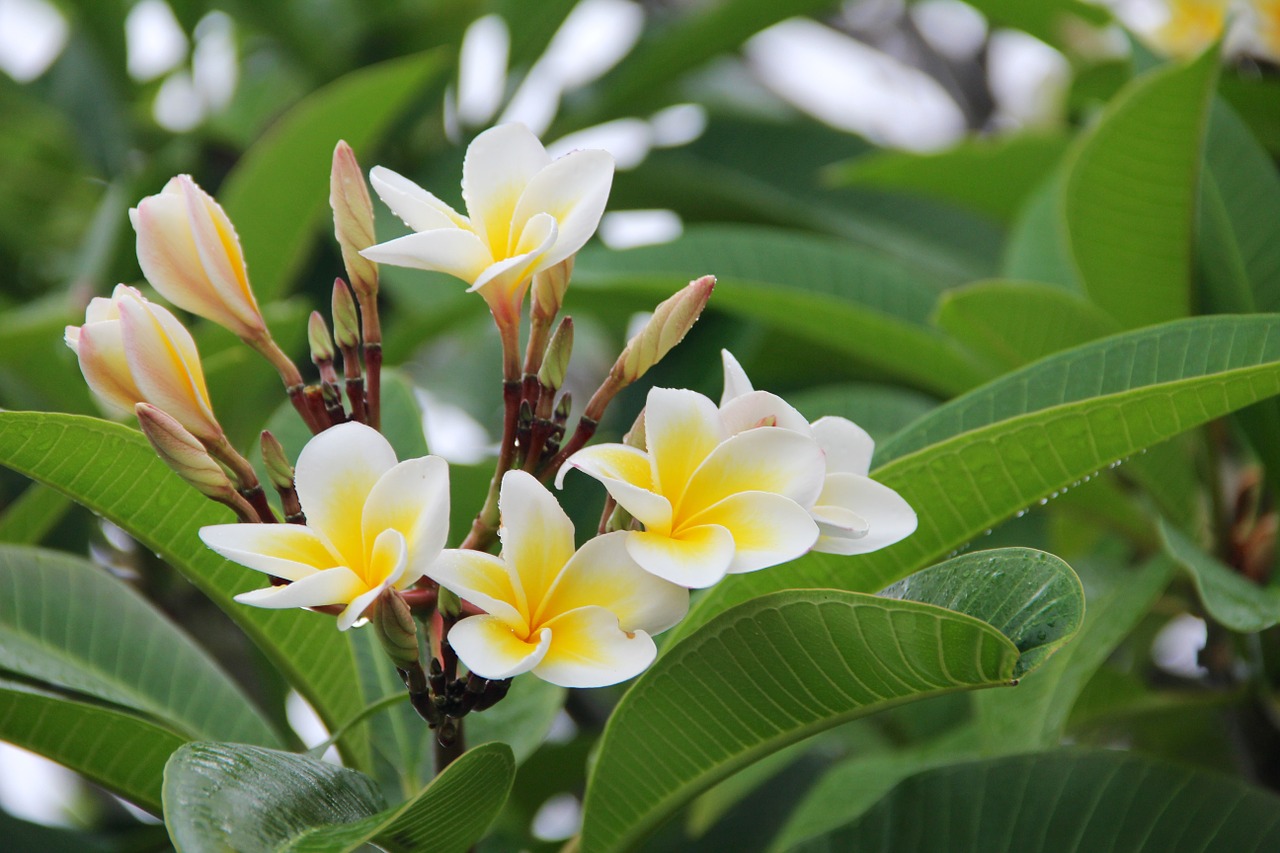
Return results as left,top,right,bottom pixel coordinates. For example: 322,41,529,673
1001,173,1079,290
1063,48,1219,327
827,134,1069,224
1160,521,1280,633
0,544,279,744
792,748,1280,852
220,50,449,301
573,226,992,396
669,315,1280,642
581,548,1081,853
934,280,1121,371
784,383,937,447
466,672,566,765
0,679,186,815
0,482,72,545
163,743,384,853
0,412,366,763
951,0,1109,45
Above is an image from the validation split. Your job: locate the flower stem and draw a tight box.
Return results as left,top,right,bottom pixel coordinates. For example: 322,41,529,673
357,291,382,430
461,378,522,551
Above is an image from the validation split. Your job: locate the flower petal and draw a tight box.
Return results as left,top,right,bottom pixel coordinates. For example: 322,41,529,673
678,427,825,520
369,166,469,232
510,148,614,266
538,531,688,635
534,605,656,688
294,422,398,568
360,229,492,283
337,582,387,631
645,387,725,506
685,491,818,574
74,319,142,416
462,124,551,257
176,176,263,335
200,523,340,581
426,549,525,627
625,524,735,589
469,213,558,320
812,473,917,555
719,349,755,405
559,444,673,533
364,527,409,591
233,566,365,610
719,390,811,436
363,455,450,586
497,471,575,614
449,615,550,680
812,416,875,476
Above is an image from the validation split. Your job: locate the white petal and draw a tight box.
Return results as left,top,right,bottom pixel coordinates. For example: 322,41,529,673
719,390,811,436
685,491,819,574
625,525,735,589
812,473,917,555
200,523,340,581
812,416,875,476
719,349,755,405
337,582,387,630
233,567,365,610
363,456,450,586
559,444,673,533
462,124,551,256
369,165,469,232
449,615,550,680
427,549,525,626
497,471,576,612
511,148,614,266
534,606,656,688
645,387,725,506
679,427,825,520
294,422,399,567
469,213,558,315
74,319,142,415
360,229,492,284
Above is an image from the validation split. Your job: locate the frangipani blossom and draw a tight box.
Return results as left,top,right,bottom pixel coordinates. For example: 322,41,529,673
429,471,687,688
64,284,222,444
719,350,917,556
200,423,450,630
360,123,614,324
559,387,826,588
131,175,267,342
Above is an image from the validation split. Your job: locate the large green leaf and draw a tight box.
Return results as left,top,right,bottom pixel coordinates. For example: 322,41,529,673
1001,173,1078,289
1161,522,1280,633
573,226,992,395
579,549,1080,853
220,50,449,301
0,412,366,761
0,544,279,745
1063,48,1218,327
793,748,1280,852
0,679,185,815
785,383,937,448
163,741,514,853
0,482,71,545
669,315,1280,641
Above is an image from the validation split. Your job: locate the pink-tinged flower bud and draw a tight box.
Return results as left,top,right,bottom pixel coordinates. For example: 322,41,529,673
130,175,267,342
613,275,715,385
135,403,236,502
66,285,223,444
330,141,379,301
532,256,574,323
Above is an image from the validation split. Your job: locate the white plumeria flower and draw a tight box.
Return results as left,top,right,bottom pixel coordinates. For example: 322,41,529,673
360,123,614,325
719,350,917,556
558,386,826,588
200,422,450,630
429,471,687,688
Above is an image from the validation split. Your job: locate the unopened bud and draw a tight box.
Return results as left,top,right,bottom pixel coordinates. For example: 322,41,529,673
532,256,574,322
259,430,295,492
373,590,420,670
331,278,361,350
538,317,574,392
308,311,335,366
330,141,379,301
613,275,714,385
554,392,572,426
136,403,237,501
438,587,462,619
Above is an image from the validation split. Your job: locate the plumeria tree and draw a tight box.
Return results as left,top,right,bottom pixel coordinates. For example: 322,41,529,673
4,1,1280,852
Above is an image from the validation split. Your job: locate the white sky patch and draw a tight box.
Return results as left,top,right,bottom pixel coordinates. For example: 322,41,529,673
911,0,988,60
987,28,1070,130
0,0,67,82
532,792,583,842
0,742,82,827
1152,613,1209,678
746,18,966,152
126,0,187,82
600,210,683,250
417,389,493,465
457,14,510,127
549,118,652,169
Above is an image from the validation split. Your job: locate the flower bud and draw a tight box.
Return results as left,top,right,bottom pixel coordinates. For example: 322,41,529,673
330,141,379,301
612,275,714,385
373,589,420,670
136,403,238,502
623,408,647,451
130,175,267,342
331,278,361,350
308,311,335,366
532,256,574,322
259,430,295,492
537,317,574,392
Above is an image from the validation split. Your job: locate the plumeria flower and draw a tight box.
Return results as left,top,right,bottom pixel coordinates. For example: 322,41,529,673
359,123,614,326
65,284,222,444
559,387,826,588
200,422,450,630
429,471,687,688
131,175,268,343
719,350,917,556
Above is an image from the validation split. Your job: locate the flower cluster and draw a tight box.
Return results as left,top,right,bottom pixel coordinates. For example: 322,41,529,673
68,124,914,710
